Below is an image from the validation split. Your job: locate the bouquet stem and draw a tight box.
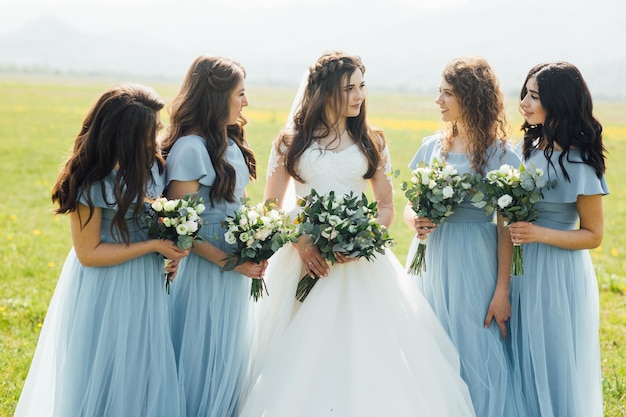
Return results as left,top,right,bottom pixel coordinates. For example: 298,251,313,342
407,237,428,275
163,258,173,294
295,274,317,303
251,277,269,302
511,243,524,276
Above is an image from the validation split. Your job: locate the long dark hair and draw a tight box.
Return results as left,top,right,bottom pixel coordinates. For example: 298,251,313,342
161,55,257,203
278,51,385,182
520,62,606,181
441,56,509,175
51,82,165,243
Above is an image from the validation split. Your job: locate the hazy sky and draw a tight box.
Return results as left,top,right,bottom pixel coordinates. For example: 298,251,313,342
1,0,624,98
0,0,471,34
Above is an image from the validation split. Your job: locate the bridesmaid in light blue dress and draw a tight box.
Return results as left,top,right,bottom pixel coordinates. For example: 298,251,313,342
508,62,608,417
13,83,188,417
404,57,525,417
161,55,265,417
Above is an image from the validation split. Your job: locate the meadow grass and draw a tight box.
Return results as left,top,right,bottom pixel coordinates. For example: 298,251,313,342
0,77,624,416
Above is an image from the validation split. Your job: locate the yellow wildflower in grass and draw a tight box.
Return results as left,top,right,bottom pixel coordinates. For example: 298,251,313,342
48,262,56,268
10,214,17,221
33,229,41,235
370,118,440,132
610,248,619,257
7,235,13,241
0,306,6,312
603,126,626,141
244,109,286,124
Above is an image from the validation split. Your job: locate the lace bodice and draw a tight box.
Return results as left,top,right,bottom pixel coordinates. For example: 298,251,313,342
267,142,392,200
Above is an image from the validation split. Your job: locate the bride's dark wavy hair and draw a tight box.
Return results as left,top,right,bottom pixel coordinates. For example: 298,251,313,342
278,50,385,182
440,56,509,175
520,62,606,181
51,83,165,244
161,55,257,204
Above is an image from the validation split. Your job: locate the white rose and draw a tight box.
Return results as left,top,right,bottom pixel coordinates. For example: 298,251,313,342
498,164,513,175
186,220,198,233
225,230,237,244
164,200,178,212
497,194,513,209
162,217,172,228
248,211,260,224
254,229,271,241
442,165,456,177
195,203,205,214
239,232,250,242
186,207,198,221
428,180,437,190
151,199,165,212
239,217,248,227
176,223,189,235
268,210,281,220
442,186,454,199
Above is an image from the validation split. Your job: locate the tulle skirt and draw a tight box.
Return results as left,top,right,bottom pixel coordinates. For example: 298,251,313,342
14,248,183,417
510,242,603,417
240,246,476,417
168,224,252,417
407,220,525,417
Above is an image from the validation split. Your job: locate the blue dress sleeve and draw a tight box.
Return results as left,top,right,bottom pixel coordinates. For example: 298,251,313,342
546,159,609,204
408,134,442,169
166,135,216,187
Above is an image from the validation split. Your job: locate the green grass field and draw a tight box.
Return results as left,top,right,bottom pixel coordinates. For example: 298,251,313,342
1,76,625,416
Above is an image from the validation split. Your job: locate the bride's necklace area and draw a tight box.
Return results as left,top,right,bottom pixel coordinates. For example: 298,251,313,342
315,129,354,153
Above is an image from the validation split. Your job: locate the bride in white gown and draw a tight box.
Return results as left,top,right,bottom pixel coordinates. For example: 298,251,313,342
239,51,476,417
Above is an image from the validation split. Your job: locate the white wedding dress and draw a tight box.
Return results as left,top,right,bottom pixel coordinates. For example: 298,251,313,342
239,143,476,417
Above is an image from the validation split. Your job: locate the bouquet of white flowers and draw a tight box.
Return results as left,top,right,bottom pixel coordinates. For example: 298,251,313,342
471,163,556,275
142,193,206,293
222,198,297,301
294,189,394,302
401,158,475,274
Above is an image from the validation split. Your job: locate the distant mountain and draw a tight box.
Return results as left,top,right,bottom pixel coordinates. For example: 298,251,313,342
1,1,625,100
0,16,191,79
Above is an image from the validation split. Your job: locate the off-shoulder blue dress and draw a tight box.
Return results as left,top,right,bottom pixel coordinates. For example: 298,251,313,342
165,135,251,417
406,134,526,417
14,164,183,417
509,148,608,417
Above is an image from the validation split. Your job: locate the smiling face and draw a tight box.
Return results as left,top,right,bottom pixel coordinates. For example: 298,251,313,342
228,77,248,125
435,79,461,123
520,76,547,126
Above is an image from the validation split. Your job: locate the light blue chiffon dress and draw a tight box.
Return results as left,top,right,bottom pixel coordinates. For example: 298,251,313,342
406,134,526,417
509,148,608,417
165,135,251,417
13,164,183,417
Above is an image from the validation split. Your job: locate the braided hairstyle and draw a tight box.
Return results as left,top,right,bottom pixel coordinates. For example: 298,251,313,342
440,56,509,175
278,50,385,182
161,55,257,204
